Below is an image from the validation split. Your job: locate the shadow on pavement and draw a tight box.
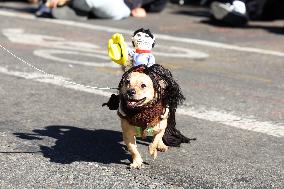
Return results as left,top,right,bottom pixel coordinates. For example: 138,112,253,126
171,9,210,18
247,24,284,35
14,125,130,165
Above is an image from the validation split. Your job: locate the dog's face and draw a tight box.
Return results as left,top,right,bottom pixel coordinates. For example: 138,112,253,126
120,71,155,109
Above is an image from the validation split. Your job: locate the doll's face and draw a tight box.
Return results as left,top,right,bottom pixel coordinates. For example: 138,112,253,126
132,32,155,50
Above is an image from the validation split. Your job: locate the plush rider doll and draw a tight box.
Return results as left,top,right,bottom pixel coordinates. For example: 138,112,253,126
108,28,155,70
129,28,155,67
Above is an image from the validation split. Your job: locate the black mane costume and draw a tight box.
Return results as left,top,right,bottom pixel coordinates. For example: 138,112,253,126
103,64,196,147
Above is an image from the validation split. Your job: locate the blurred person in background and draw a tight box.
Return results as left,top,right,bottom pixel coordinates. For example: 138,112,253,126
205,0,284,27
124,0,168,18
35,0,168,20
27,0,39,4
36,0,131,19
210,0,249,26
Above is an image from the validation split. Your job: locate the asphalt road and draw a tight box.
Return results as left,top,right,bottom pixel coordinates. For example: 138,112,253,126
0,2,283,189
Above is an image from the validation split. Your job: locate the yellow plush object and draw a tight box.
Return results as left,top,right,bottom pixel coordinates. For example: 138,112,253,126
108,33,128,65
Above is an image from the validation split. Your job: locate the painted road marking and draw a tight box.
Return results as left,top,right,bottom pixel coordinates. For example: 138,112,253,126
33,49,118,68
178,108,284,137
0,10,284,57
0,66,111,97
2,28,209,61
0,66,283,137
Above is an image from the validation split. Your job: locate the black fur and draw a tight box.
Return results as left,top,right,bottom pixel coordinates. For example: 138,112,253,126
145,64,195,147
102,94,119,110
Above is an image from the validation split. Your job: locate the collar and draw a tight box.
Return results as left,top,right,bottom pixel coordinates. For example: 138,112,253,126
136,49,152,54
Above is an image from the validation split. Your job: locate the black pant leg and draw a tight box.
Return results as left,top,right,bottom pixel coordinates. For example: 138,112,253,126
69,0,91,13
142,0,168,12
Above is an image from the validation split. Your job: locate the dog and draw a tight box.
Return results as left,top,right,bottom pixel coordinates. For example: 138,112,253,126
103,64,195,169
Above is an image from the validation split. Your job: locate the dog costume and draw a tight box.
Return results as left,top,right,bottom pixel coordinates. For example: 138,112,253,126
103,64,195,147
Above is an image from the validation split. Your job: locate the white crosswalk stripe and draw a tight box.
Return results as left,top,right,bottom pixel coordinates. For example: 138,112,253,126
0,66,283,138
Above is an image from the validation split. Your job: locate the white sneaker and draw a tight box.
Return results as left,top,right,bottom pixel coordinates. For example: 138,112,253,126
232,0,246,14
211,0,248,26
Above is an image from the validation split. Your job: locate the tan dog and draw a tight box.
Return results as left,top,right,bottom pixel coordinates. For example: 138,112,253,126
119,71,169,168
103,64,194,169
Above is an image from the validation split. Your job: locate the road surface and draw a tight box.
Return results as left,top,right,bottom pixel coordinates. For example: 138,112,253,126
0,2,283,188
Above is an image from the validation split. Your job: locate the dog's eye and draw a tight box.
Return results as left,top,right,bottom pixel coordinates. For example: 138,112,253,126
141,84,146,88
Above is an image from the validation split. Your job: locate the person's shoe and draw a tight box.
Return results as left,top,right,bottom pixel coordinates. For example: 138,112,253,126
210,0,248,27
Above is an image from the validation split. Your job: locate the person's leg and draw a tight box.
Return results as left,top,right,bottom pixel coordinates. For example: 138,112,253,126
51,0,90,20
246,0,266,20
87,0,131,20
214,0,246,3
251,0,284,21
259,0,284,20
142,0,168,12
124,0,143,10
69,0,91,14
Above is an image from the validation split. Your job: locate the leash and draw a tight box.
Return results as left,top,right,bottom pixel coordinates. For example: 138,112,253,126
0,44,118,90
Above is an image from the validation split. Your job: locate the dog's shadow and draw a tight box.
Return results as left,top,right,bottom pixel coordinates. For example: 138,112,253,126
14,125,131,165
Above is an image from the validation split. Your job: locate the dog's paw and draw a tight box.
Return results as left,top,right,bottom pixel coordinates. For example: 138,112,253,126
148,143,158,159
157,141,168,152
130,158,143,169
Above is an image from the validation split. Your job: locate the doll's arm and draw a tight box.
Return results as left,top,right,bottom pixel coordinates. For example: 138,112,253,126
148,54,155,67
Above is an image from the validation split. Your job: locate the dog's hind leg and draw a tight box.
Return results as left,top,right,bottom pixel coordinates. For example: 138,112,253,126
121,119,143,169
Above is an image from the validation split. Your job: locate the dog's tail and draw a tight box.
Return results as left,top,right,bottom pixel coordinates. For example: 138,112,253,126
162,108,196,147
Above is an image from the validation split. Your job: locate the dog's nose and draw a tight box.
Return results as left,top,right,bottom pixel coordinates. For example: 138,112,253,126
127,89,136,96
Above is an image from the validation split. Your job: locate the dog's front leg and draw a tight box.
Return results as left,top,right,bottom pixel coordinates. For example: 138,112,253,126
149,118,168,159
121,119,143,169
